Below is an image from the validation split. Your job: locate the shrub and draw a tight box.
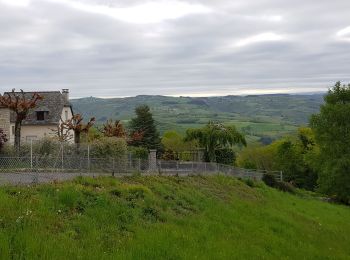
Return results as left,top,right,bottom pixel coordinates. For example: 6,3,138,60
129,146,149,160
244,178,255,187
215,148,236,165
90,137,128,159
275,181,296,194
262,174,278,187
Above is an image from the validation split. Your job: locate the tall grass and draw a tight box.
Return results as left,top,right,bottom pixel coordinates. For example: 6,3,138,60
0,175,349,259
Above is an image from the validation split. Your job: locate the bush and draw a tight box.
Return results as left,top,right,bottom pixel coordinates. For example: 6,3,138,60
129,146,149,160
215,148,236,165
262,174,277,187
275,181,296,194
244,178,255,187
262,174,295,194
90,137,128,159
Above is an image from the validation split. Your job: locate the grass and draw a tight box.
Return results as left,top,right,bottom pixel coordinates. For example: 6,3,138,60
0,175,349,259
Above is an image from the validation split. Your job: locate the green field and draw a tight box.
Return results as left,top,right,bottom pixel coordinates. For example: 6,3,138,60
0,176,349,259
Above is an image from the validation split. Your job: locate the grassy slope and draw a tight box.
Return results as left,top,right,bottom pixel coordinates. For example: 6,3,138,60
0,176,349,259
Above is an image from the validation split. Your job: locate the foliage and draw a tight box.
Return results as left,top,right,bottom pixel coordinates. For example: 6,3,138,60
311,82,350,203
129,146,149,160
237,129,318,191
90,137,128,159
215,148,236,165
64,114,95,149
0,89,43,153
0,176,349,259
185,122,246,162
129,105,161,150
0,128,8,153
100,119,126,138
262,174,295,194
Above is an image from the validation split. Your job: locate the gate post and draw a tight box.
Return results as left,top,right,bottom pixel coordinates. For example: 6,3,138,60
148,149,157,173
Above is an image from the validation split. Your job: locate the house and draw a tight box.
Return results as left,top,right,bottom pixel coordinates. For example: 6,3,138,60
0,89,74,143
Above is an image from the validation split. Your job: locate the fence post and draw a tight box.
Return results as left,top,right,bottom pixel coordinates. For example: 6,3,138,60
30,139,33,170
87,145,91,174
61,142,64,172
280,171,283,182
112,158,115,177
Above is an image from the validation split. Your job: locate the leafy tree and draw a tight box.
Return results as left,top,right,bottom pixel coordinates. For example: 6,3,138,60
184,122,246,162
237,129,318,190
0,128,8,153
311,82,350,203
129,105,161,150
0,90,43,153
101,119,126,138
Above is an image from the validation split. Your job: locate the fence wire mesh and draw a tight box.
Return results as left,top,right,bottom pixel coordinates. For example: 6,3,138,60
0,141,282,185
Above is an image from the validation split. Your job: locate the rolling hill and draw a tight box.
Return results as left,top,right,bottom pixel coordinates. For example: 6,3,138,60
71,93,324,141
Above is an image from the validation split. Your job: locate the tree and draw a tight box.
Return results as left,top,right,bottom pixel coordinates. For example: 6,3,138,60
311,82,350,203
184,122,246,162
101,119,126,138
129,105,161,150
52,116,74,142
0,89,43,153
0,128,8,153
63,114,95,151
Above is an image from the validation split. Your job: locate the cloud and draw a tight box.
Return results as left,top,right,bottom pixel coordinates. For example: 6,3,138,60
234,32,285,47
42,0,212,24
0,0,349,97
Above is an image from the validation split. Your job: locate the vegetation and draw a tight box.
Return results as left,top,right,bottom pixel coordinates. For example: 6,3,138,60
90,137,128,159
71,94,324,140
129,105,161,150
0,176,348,259
311,82,350,204
0,90,43,153
237,128,318,191
185,122,246,162
63,114,95,151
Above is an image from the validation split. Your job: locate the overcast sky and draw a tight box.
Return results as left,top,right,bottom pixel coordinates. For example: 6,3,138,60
0,0,349,98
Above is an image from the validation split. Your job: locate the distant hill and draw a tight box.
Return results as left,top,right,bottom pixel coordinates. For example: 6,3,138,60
71,93,324,141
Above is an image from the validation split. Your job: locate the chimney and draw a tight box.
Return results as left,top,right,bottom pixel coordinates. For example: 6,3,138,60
62,89,69,103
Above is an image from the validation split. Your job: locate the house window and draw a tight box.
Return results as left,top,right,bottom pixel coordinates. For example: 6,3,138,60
65,110,68,121
37,111,45,121
12,126,15,135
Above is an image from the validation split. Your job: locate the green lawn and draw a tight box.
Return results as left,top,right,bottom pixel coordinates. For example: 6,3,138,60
0,176,349,259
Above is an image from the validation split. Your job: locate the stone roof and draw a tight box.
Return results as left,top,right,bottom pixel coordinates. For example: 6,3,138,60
3,91,72,125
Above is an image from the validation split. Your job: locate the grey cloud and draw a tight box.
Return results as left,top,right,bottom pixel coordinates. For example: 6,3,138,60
0,0,349,97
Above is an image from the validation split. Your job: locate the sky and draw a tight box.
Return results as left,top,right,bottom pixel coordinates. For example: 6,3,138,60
0,0,349,98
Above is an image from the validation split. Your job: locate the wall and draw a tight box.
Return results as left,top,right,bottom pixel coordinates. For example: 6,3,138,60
60,106,74,143
0,108,10,139
6,106,75,144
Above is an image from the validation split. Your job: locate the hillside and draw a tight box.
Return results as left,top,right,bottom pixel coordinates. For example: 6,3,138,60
71,94,324,141
0,176,349,259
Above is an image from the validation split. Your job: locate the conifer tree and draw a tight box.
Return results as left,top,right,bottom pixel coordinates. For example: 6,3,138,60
129,105,161,150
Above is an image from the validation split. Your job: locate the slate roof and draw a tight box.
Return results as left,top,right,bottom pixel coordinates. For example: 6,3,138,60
3,91,72,125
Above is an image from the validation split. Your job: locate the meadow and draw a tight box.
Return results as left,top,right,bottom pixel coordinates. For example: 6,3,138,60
0,175,349,259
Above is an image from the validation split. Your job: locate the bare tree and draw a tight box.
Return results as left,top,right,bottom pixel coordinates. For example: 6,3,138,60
63,114,95,151
51,116,74,142
0,89,43,153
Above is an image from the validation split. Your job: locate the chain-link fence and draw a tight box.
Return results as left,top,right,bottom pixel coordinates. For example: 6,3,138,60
0,140,282,185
